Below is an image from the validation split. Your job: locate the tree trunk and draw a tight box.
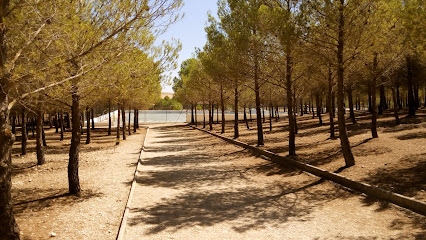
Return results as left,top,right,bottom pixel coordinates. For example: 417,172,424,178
195,104,198,127
60,112,64,141
249,108,253,122
221,83,225,134
371,53,378,138
328,67,335,138
191,104,194,124
254,69,264,145
54,113,58,133
116,105,120,144
286,44,296,156
244,107,250,130
108,100,111,136
68,80,81,195
121,105,126,140
21,108,27,155
91,108,95,129
36,108,45,165
203,103,206,128
0,91,20,238
234,85,239,138
42,125,47,147
406,56,416,116
347,87,356,124
269,105,272,131
133,109,137,133
209,101,212,130
368,83,372,113
128,108,131,136
85,107,90,144
378,84,386,115
391,87,400,125
316,93,323,125
337,0,355,166
262,106,265,123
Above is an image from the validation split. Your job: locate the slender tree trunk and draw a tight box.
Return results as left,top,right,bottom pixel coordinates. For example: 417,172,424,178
85,107,90,144
195,104,198,127
300,98,303,116
116,105,120,144
209,101,212,130
221,83,225,134
203,103,206,128
328,67,335,138
54,113,58,133
36,108,45,165
368,83,372,113
216,103,219,124
11,115,15,134
316,93,322,125
59,112,64,141
406,56,416,116
337,0,355,166
191,104,194,124
249,108,253,122
371,53,378,138
286,44,295,156
391,87,400,125
128,109,131,136
234,85,239,138
21,108,27,155
244,107,250,130
347,88,356,124
42,124,47,147
108,100,111,136
269,105,272,131
68,80,81,195
91,108,95,129
262,106,265,123
378,84,386,115
121,105,126,140
133,109,137,133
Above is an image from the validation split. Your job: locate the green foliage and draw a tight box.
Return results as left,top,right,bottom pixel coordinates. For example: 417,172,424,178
153,96,183,110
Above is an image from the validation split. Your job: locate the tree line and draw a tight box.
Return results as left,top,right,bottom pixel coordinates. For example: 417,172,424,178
173,0,424,167
0,0,183,239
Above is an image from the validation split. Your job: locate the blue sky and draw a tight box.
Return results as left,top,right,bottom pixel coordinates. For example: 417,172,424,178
157,0,218,93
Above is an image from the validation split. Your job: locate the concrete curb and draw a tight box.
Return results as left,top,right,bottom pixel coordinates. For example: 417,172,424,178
189,125,426,216
116,127,150,240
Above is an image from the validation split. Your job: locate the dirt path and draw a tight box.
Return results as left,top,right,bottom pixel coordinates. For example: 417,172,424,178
13,128,146,240
123,124,425,240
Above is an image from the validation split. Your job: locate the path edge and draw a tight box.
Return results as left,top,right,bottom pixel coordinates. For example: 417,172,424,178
116,127,149,240
189,125,426,216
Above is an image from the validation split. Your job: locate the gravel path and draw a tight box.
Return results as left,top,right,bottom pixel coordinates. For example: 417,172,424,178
123,124,425,240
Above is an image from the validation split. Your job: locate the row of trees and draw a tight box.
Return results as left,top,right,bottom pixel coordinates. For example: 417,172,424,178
0,0,183,238
174,0,425,166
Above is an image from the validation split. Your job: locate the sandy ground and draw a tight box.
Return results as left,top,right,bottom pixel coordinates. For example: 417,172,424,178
123,123,425,240
12,127,146,240
209,108,426,202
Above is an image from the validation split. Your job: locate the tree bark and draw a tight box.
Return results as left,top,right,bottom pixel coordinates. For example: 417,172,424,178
133,109,137,133
85,107,90,144
108,100,111,136
286,44,296,155
60,112,64,141
68,80,81,195
337,0,355,166
391,87,400,125
36,108,45,165
328,67,335,138
116,105,120,144
221,83,225,134
406,56,416,116
234,85,239,138
128,108,131,136
371,53,378,138
209,101,212,130
21,108,27,155
121,105,126,140
244,107,250,130
316,93,323,125
378,84,386,115
203,103,206,128
91,108,95,129
347,87,356,124
191,104,194,124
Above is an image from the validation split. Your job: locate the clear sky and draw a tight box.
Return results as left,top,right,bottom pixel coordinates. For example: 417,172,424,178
157,0,218,93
